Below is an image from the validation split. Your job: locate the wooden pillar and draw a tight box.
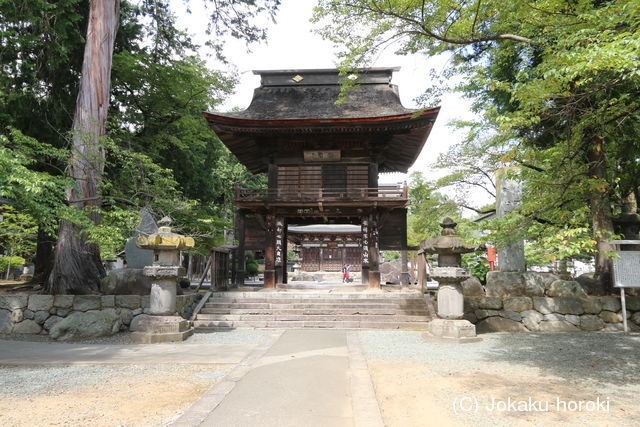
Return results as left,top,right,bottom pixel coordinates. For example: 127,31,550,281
400,211,409,287
264,214,276,288
368,212,381,289
361,217,370,285
417,252,426,293
235,209,246,286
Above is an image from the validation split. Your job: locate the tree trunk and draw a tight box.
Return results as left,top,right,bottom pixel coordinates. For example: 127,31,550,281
46,0,120,295
32,228,54,284
587,138,615,291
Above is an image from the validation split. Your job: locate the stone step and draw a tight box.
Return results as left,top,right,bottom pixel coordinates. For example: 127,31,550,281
208,293,425,301
199,308,429,316
196,314,431,322
193,319,430,330
203,302,427,310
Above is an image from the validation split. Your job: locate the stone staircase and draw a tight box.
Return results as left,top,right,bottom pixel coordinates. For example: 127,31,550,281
193,291,432,330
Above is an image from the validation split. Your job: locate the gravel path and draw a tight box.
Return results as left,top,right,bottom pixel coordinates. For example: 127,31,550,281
0,328,276,345
358,331,640,388
358,331,640,427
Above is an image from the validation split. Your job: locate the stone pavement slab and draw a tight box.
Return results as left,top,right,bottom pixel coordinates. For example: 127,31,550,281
0,340,256,365
172,329,384,427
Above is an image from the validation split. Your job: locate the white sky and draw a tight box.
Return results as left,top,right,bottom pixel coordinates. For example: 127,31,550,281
173,0,476,185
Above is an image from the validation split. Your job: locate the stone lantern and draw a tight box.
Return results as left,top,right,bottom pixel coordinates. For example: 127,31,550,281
132,216,195,343
420,218,482,342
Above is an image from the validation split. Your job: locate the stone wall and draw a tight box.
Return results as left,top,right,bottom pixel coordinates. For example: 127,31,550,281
464,295,640,332
457,271,639,332
0,293,200,336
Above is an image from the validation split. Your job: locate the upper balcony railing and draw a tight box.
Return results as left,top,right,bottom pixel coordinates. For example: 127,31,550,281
235,184,408,203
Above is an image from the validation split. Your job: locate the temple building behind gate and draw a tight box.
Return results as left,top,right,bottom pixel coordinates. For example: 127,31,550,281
204,67,439,288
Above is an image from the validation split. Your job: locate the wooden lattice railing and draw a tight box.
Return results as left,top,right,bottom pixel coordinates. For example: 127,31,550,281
235,185,407,202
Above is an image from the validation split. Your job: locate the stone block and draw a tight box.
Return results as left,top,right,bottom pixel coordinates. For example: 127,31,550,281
23,309,34,319
53,295,74,309
27,295,54,312
603,323,624,332
100,268,152,295
546,280,587,298
499,310,522,322
44,316,63,331
462,276,485,296
49,309,120,341
115,295,141,310
564,314,580,326
465,296,502,310
0,295,28,311
538,320,579,332
503,296,532,312
626,296,640,311
485,271,525,297
580,314,605,331
533,297,584,315
426,318,478,339
521,310,543,331
475,309,500,320
599,297,621,313
599,310,622,323
0,310,12,333
11,309,23,323
34,310,50,325
57,309,70,318
119,308,133,326
141,296,150,308
575,273,607,296
581,298,602,314
101,295,115,308
73,295,101,312
476,316,528,333
132,308,143,316
632,312,640,326
522,272,559,296
13,319,42,334
543,313,565,321
463,311,478,323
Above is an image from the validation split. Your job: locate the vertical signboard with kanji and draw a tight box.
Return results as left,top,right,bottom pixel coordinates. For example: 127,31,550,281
275,218,284,267
361,219,370,267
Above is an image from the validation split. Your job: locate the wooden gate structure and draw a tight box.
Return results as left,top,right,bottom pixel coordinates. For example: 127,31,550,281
205,68,439,288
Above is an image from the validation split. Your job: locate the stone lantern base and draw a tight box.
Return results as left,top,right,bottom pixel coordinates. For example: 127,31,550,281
423,319,481,343
130,314,194,344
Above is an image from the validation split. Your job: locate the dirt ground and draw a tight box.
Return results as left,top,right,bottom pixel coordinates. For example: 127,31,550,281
0,280,38,295
0,364,229,427
369,359,638,427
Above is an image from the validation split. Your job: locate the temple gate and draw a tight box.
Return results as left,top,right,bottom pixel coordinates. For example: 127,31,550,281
204,68,439,288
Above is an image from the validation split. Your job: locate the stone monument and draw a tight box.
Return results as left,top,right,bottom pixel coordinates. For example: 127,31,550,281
131,217,195,343
496,172,526,271
124,208,157,268
420,218,482,342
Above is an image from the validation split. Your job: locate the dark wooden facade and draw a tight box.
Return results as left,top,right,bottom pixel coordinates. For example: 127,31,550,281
204,68,439,288
288,225,362,272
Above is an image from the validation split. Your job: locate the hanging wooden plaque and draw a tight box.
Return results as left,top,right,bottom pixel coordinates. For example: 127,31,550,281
304,150,341,162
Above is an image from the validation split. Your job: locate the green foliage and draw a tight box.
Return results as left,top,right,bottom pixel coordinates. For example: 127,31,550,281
246,261,259,276
407,171,460,245
383,251,400,261
314,0,640,274
1,0,278,270
0,256,26,273
0,205,37,258
462,252,490,285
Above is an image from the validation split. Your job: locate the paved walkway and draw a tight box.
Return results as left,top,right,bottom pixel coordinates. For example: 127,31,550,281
172,330,383,427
